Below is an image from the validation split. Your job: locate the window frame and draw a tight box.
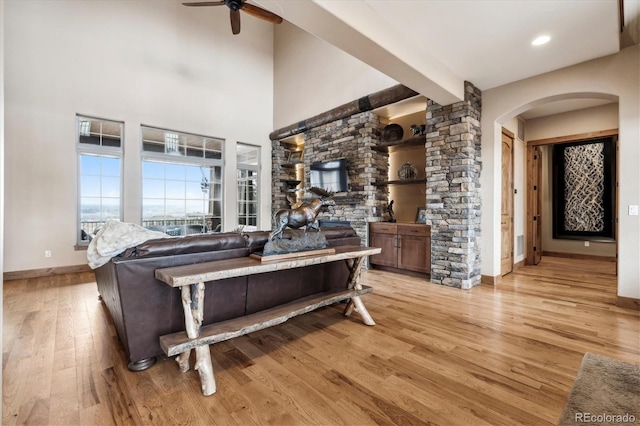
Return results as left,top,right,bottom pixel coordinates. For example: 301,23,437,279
236,143,261,230
76,115,124,246
140,125,225,234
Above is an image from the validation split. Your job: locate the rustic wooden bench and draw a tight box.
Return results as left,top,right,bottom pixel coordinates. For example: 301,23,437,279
154,245,381,396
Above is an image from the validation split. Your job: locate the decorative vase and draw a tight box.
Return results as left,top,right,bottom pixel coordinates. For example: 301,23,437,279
397,162,417,180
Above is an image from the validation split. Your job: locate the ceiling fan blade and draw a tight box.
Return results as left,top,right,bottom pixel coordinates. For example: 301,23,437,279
241,3,283,24
182,1,226,6
230,10,241,35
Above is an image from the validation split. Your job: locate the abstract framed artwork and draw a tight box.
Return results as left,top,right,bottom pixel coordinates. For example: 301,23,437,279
552,137,616,240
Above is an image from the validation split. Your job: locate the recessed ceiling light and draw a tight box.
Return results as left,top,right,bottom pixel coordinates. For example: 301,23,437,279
532,35,551,46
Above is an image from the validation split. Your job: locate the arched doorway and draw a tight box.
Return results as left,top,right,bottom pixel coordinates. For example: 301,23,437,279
494,93,619,270
479,47,639,307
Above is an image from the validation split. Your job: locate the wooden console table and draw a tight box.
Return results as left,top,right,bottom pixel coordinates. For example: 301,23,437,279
155,245,381,396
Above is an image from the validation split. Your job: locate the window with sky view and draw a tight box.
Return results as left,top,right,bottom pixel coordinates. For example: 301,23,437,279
141,126,223,234
77,116,123,243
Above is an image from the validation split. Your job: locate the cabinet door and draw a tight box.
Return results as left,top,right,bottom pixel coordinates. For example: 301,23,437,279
369,232,397,268
398,234,429,273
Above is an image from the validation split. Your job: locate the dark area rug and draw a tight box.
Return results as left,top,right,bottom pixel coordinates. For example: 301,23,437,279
559,353,639,425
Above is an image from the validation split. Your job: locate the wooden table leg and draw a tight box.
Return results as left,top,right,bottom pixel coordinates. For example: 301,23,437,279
343,256,376,326
176,349,191,373
179,282,216,396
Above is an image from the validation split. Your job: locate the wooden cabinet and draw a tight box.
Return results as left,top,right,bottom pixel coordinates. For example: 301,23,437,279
369,223,397,268
369,222,430,275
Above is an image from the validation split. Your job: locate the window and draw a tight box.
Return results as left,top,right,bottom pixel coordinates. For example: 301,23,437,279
552,137,616,240
77,115,123,244
237,143,260,230
141,126,223,235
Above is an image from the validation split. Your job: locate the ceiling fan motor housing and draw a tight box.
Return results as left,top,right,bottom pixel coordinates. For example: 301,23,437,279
226,0,243,11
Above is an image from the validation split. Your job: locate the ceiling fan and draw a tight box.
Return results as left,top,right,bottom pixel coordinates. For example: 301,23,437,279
182,0,283,35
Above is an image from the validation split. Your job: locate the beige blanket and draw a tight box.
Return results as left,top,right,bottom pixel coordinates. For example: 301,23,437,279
87,220,168,269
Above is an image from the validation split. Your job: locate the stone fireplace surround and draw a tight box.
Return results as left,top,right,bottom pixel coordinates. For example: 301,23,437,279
271,82,482,289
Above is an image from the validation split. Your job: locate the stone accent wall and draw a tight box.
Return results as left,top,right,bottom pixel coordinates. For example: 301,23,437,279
425,81,482,289
271,82,482,285
271,111,388,243
271,140,291,211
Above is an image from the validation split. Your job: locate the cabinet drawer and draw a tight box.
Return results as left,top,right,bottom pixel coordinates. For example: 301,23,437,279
369,222,397,235
397,225,430,237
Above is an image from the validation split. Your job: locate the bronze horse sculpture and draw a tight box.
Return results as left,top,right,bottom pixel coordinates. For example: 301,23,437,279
269,187,335,240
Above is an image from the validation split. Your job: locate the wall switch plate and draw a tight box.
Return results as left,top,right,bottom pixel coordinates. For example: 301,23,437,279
584,241,589,247
44,250,52,258
629,205,639,216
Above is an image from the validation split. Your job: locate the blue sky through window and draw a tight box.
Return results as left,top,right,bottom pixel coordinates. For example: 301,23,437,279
142,160,220,222
79,154,121,226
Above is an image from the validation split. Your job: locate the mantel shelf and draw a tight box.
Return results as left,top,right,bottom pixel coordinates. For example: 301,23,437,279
371,134,426,153
373,178,427,187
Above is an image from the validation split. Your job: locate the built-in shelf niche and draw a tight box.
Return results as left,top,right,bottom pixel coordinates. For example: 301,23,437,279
373,178,427,187
280,137,305,206
374,109,427,223
370,134,425,153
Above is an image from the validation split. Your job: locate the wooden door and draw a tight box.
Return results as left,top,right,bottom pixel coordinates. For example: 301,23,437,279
527,146,543,265
501,129,514,275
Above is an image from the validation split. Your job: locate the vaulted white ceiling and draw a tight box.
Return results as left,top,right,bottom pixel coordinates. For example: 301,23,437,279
182,0,637,117
256,0,630,107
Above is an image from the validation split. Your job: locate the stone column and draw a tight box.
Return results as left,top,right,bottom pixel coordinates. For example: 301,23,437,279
271,140,291,212
425,81,482,289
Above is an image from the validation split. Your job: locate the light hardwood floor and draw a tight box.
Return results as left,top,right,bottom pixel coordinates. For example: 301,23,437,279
3,257,639,425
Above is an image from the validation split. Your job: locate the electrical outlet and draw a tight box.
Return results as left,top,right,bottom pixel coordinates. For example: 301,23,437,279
45,250,52,258
629,205,639,216
584,241,589,247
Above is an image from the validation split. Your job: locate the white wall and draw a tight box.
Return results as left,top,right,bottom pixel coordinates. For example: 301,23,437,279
4,0,274,272
273,21,397,130
0,0,5,415
528,103,618,257
482,46,640,299
526,103,619,141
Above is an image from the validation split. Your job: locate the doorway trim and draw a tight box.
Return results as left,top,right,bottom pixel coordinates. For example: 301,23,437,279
525,128,619,269
526,145,542,265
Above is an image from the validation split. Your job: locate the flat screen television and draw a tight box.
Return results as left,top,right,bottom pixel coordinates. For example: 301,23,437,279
309,159,349,192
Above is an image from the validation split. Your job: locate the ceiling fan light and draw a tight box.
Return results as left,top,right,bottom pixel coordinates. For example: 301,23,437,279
532,35,551,46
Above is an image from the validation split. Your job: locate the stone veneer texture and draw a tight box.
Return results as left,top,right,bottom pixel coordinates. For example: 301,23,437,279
271,111,388,244
271,82,482,287
425,81,482,289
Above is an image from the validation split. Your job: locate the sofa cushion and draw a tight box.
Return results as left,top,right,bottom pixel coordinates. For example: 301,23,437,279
243,227,358,252
131,232,248,258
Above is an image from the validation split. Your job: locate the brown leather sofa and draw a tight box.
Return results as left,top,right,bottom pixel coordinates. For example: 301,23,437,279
94,227,361,371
